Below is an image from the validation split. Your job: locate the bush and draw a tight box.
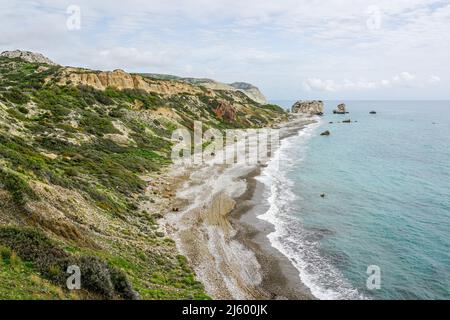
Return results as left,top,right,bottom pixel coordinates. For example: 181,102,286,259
0,168,37,205
109,265,139,300
0,227,139,299
2,88,30,104
0,245,12,261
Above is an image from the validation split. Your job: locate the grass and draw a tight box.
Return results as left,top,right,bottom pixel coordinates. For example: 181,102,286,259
0,55,285,300
0,245,75,300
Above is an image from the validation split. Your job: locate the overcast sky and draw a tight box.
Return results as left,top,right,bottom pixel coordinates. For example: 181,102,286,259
1,0,449,100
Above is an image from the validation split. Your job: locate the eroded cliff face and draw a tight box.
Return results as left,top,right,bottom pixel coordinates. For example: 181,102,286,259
291,100,324,115
0,53,288,299
141,74,268,105
56,68,207,96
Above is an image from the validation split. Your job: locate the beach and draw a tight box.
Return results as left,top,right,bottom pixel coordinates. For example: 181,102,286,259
162,116,317,300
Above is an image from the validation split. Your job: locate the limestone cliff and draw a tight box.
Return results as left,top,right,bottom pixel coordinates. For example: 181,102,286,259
56,68,206,96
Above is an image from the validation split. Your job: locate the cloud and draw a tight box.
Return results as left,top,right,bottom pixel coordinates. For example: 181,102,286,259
303,72,440,92
0,0,449,99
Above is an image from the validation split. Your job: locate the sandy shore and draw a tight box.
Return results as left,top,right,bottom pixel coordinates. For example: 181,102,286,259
162,116,317,300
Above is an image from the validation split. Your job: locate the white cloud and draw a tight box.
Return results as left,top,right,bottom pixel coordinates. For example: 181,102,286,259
303,72,440,92
0,0,449,99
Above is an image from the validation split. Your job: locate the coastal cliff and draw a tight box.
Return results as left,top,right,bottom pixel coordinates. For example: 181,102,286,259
0,50,286,299
142,74,268,105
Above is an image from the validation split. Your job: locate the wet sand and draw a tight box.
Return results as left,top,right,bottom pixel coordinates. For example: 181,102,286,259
231,167,314,299
162,115,317,300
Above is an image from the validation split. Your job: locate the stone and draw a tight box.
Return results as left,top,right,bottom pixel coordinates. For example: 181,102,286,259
291,100,324,115
320,130,330,136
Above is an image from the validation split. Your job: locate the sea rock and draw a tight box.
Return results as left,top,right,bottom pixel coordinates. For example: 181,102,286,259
369,111,377,114
1,50,57,66
291,100,324,115
333,103,347,114
342,119,351,123
320,130,330,136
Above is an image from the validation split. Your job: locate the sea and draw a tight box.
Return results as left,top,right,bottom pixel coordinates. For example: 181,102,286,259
257,100,450,300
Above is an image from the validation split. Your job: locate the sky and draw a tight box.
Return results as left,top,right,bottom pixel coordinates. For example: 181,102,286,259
1,0,449,100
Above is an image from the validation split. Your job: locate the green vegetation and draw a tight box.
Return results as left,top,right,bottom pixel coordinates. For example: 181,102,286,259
0,55,285,300
0,227,137,299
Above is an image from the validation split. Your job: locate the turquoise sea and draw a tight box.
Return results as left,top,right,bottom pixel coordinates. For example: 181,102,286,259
258,101,450,299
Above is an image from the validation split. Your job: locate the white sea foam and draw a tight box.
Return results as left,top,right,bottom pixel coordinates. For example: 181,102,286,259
257,119,367,300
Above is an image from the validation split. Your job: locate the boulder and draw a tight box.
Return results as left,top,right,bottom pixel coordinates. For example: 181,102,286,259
369,111,377,114
320,130,330,136
342,119,351,123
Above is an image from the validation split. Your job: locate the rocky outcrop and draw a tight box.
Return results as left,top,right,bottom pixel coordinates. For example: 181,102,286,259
291,100,324,115
213,100,236,122
333,103,347,114
142,74,267,104
229,82,267,105
1,50,57,66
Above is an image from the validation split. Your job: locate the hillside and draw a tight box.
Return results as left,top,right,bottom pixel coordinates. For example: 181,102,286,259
0,51,286,299
141,73,268,104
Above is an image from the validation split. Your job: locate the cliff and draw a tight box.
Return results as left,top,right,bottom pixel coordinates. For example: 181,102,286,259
291,100,324,115
142,74,268,105
0,51,286,300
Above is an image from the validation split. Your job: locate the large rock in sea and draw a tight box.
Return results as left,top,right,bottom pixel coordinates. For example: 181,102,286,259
291,100,324,115
333,103,347,114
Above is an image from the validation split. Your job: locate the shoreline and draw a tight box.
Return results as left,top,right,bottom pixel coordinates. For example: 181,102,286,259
230,166,314,299
162,115,317,300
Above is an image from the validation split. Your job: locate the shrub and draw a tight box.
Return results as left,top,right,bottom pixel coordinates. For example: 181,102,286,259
0,245,12,261
3,88,30,104
0,227,138,299
0,168,37,205
109,266,139,300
